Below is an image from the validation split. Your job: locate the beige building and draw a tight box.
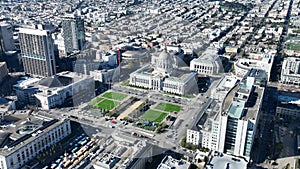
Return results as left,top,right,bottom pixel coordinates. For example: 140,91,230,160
190,48,223,76
0,113,71,169
130,50,197,95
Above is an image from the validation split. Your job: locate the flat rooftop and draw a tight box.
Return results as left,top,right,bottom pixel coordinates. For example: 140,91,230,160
13,77,41,89
222,82,264,121
245,69,267,80
0,112,68,156
0,97,13,110
93,133,152,169
167,69,196,82
157,156,190,169
277,91,300,110
18,27,50,36
207,153,247,169
215,76,239,92
228,101,245,119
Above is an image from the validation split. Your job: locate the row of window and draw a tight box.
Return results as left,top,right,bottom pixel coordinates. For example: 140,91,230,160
7,123,69,168
23,58,48,77
20,34,47,57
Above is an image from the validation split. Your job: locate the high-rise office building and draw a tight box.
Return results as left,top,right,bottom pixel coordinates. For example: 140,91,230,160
61,14,85,55
19,26,56,77
0,22,15,52
187,69,265,160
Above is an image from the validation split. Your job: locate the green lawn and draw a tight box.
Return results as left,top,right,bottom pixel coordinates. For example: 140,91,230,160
286,43,300,51
88,97,103,106
102,92,128,101
140,109,168,123
97,99,119,110
155,103,181,112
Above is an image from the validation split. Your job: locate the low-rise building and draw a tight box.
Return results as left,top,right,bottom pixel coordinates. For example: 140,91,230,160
35,71,94,110
0,97,16,113
13,77,41,106
157,155,190,169
0,112,71,169
280,57,300,87
234,53,274,81
92,133,153,169
276,90,300,119
190,48,223,76
14,72,94,110
206,152,247,169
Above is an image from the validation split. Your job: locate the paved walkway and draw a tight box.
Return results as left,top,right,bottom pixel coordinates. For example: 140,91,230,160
117,100,144,120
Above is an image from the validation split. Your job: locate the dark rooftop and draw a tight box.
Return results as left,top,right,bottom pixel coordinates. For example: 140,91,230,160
39,76,73,88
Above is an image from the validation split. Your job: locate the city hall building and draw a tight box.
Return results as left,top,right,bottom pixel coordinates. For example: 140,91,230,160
129,50,197,95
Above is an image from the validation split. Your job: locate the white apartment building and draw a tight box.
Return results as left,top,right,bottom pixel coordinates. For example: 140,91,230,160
280,57,300,87
0,113,71,169
187,99,222,151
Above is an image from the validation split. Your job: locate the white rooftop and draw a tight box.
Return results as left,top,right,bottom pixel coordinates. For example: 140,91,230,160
206,153,247,169
158,156,190,169
13,77,41,89
216,76,238,91
18,27,49,36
